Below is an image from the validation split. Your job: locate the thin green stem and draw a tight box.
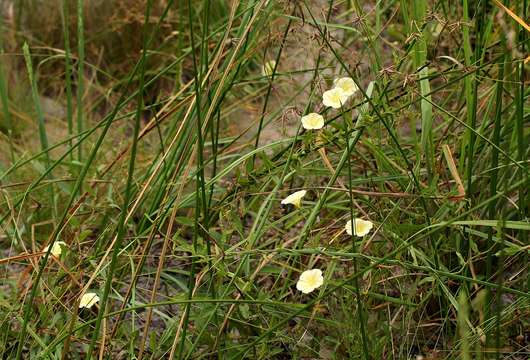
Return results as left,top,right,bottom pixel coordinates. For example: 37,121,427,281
345,123,370,358
22,43,56,218
76,0,84,162
61,0,74,160
486,45,504,355
175,1,213,357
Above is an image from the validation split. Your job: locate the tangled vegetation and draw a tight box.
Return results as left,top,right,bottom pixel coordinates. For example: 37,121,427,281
0,0,528,358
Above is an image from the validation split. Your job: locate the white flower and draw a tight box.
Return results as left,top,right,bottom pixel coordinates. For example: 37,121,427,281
281,190,307,208
301,113,324,130
345,218,374,237
322,87,349,109
43,241,67,257
262,60,276,77
333,77,359,96
79,292,100,309
296,269,324,294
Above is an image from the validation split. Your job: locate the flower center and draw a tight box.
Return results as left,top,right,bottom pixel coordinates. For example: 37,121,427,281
306,276,318,287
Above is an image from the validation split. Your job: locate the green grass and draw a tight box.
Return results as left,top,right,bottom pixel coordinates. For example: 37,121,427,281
0,0,529,359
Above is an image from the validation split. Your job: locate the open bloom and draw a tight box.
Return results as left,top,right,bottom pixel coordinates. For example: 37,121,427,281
333,77,359,97
262,60,276,77
79,292,100,309
301,113,324,130
322,87,349,109
43,241,67,257
281,190,307,208
345,218,374,237
296,269,324,294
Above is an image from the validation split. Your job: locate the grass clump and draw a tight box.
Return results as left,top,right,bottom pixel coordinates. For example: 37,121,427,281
0,0,528,358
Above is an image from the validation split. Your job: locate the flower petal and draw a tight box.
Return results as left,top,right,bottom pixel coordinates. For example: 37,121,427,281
333,77,359,96
301,113,324,130
345,218,374,237
296,269,324,294
43,241,67,257
323,88,349,109
79,292,100,309
262,60,276,77
281,190,307,208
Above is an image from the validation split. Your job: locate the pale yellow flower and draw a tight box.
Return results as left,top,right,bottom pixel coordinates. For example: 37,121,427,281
79,292,100,309
262,60,276,77
281,190,307,208
296,269,324,294
345,218,374,237
301,113,324,130
322,87,349,109
43,241,67,257
333,77,359,96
